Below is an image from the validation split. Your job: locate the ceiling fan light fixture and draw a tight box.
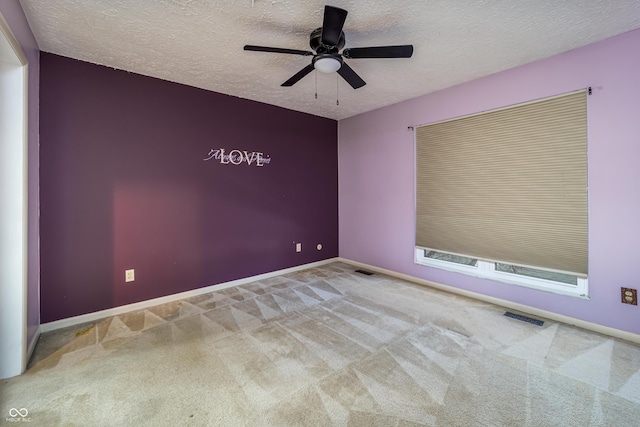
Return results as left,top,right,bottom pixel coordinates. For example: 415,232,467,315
244,6,413,89
313,55,342,73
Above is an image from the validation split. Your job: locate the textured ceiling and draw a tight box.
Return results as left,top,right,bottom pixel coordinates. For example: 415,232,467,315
18,0,640,120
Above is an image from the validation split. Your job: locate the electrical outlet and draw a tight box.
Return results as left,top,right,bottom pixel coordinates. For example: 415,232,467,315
295,243,302,252
125,269,135,283
621,287,637,305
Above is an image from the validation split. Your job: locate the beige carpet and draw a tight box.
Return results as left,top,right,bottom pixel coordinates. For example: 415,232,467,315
2,262,640,426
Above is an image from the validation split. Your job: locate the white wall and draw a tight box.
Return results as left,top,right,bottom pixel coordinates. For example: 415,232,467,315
0,14,28,379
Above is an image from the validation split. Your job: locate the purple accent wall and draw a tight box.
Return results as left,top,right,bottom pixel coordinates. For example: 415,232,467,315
40,53,338,322
0,1,40,345
339,29,640,335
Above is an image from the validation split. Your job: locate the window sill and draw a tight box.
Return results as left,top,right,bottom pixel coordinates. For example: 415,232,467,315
415,249,589,300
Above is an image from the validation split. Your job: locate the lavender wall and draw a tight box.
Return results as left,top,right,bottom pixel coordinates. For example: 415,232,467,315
0,1,40,345
40,53,338,323
339,29,640,335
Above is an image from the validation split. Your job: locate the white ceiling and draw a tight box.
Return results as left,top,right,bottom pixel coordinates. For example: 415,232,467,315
18,0,640,120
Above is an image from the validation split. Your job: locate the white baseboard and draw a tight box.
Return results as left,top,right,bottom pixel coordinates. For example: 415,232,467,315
338,257,640,345
40,258,339,333
26,325,40,367
41,256,639,345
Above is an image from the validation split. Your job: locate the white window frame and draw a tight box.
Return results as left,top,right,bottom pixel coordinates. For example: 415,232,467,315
415,248,589,299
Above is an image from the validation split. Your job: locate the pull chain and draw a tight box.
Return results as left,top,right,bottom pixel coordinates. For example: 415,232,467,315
315,71,318,99
336,74,339,106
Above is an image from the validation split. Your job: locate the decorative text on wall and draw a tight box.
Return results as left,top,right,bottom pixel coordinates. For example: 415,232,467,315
204,149,271,166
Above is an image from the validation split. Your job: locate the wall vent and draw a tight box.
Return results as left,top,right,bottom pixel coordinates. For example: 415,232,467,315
355,269,374,276
504,311,544,326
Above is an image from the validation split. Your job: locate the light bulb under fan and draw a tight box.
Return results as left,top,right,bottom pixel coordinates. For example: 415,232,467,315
313,54,342,73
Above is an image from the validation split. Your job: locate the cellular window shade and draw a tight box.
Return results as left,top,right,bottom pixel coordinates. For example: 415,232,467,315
415,90,588,276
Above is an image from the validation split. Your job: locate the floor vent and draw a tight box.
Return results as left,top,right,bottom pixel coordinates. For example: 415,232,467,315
355,269,374,276
504,311,544,326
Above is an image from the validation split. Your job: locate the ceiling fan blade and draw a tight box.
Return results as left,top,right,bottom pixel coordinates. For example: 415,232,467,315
343,45,414,59
337,62,366,89
321,6,348,46
244,45,313,56
281,64,315,87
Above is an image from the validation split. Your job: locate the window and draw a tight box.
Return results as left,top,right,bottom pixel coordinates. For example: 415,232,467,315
416,249,588,297
414,90,588,298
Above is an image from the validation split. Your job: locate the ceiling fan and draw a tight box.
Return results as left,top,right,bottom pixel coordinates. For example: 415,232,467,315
244,5,414,89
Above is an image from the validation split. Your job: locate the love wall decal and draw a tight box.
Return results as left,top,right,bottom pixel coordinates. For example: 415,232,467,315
204,149,272,167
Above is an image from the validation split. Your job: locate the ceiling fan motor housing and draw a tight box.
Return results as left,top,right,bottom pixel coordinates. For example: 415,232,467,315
310,27,345,53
